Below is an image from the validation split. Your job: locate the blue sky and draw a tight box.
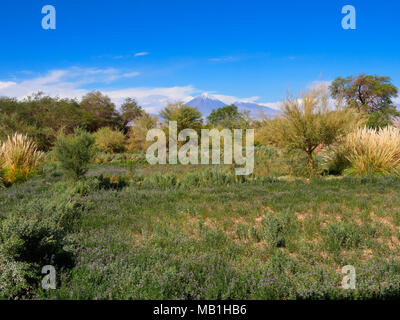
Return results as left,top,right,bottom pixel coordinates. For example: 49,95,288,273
0,0,399,112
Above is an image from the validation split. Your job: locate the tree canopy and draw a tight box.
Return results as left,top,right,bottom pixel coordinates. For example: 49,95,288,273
206,104,249,129
160,102,203,132
329,74,399,128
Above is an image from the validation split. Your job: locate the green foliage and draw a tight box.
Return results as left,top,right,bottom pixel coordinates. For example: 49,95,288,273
0,93,85,151
93,127,126,153
120,98,143,124
206,104,249,129
258,87,358,172
160,102,203,132
330,74,399,128
54,128,97,179
262,212,294,247
319,144,351,175
126,113,158,152
365,106,398,129
326,222,363,251
80,91,122,131
0,192,85,298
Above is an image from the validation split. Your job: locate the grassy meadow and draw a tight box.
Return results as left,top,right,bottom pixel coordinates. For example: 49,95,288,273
2,156,400,300
1,80,400,300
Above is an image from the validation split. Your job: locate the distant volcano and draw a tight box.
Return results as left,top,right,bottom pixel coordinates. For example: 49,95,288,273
185,93,280,118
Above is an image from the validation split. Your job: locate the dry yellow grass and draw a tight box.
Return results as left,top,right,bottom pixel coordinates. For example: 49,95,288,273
344,126,400,176
0,133,44,183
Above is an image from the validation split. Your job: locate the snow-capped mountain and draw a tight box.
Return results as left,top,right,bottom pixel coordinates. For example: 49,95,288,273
233,101,281,119
185,93,280,119
185,93,226,115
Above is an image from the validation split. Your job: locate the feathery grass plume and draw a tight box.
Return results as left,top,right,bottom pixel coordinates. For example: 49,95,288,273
0,133,44,183
344,126,400,176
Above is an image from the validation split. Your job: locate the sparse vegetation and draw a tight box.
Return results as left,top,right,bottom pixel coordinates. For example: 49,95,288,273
1,75,400,300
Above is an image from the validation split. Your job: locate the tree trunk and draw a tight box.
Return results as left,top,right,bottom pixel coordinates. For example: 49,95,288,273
307,151,314,172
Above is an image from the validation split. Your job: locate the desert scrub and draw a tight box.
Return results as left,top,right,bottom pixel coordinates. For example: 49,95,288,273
0,133,44,184
344,126,400,176
54,128,97,180
0,191,86,299
261,211,295,248
93,127,126,153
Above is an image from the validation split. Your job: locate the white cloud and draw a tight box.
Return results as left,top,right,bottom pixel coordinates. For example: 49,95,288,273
104,86,196,113
307,80,332,90
0,68,196,114
122,72,140,78
0,67,286,114
134,52,149,57
0,81,17,90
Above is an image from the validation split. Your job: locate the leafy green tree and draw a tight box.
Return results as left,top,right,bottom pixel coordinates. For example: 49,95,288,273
0,93,85,150
54,128,97,180
80,91,121,131
120,98,143,124
160,102,203,132
206,104,249,128
329,74,399,128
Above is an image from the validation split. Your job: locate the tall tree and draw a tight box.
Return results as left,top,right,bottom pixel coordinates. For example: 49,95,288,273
160,102,203,132
120,98,143,124
329,74,399,128
261,87,358,172
80,91,121,131
206,104,249,128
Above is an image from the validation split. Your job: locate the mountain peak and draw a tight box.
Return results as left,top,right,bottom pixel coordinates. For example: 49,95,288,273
185,95,281,119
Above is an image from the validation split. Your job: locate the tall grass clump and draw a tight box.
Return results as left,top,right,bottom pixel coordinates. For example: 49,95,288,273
344,126,400,176
0,133,44,183
54,128,96,180
93,127,126,153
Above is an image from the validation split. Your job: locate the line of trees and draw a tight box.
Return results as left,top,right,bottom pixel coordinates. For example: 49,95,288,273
0,91,144,150
0,73,398,155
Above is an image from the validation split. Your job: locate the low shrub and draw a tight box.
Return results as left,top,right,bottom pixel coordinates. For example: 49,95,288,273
261,212,294,247
325,222,363,251
54,128,97,180
319,143,351,175
0,133,44,184
93,127,126,153
126,114,158,152
0,192,85,298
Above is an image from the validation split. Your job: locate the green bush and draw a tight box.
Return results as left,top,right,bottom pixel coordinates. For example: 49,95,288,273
326,222,363,251
93,127,126,153
0,192,85,298
261,212,293,247
54,128,97,180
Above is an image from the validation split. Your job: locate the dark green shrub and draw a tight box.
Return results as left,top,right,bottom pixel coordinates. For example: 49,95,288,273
54,128,96,179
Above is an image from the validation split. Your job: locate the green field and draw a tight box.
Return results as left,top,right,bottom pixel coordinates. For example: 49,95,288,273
2,163,400,300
